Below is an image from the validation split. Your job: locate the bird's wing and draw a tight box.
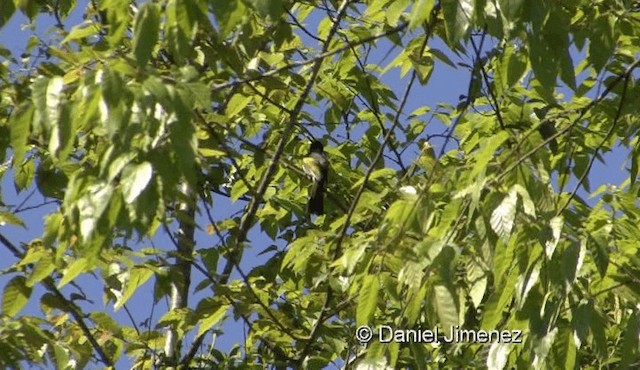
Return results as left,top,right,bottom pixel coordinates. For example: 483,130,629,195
302,156,323,182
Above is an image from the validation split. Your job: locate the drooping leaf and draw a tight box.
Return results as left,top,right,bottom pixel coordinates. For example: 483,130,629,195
58,258,90,288
544,216,563,259
0,0,15,28
133,3,160,67
196,304,229,338
121,162,153,203
0,211,25,228
532,327,558,370
441,0,473,45
9,103,34,167
619,312,640,369
433,284,458,329
356,275,380,326
115,266,154,310
2,276,32,316
490,189,517,240
470,131,510,179
408,0,435,30
487,342,510,370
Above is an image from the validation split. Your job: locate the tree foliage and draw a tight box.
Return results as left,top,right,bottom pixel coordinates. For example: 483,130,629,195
1,0,640,368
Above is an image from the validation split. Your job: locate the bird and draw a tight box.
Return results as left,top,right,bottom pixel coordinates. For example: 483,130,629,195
302,140,328,215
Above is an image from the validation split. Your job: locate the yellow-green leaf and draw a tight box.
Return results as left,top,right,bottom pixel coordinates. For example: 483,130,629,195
356,275,379,326
2,276,32,316
196,304,229,338
58,257,90,288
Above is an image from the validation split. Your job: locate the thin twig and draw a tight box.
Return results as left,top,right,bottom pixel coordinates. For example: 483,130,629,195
556,64,633,215
212,23,408,92
296,12,435,367
498,57,640,187
218,0,354,286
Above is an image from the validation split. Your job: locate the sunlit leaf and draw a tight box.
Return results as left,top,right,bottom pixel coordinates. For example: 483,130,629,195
441,0,473,45
2,276,31,316
121,162,153,203
490,189,517,240
357,275,380,326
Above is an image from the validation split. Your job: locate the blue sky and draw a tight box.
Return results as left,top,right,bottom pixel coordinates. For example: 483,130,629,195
0,4,631,369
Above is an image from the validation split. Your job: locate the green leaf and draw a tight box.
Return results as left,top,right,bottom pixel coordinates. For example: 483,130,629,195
467,259,487,308
250,0,283,20
229,176,249,202
588,14,615,71
561,241,583,285
409,47,434,84
133,3,160,67
99,0,130,45
226,94,252,118
532,327,558,369
196,304,229,338
58,258,90,288
16,0,38,20
470,131,509,179
433,284,458,329
166,0,196,64
544,216,562,259
53,344,70,370
441,0,473,45
9,103,33,167
91,311,123,335
53,100,75,161
282,236,316,273
558,48,576,90
2,276,32,316
115,266,154,310
14,160,35,192
490,189,517,240
0,211,25,228
405,284,427,326
121,162,153,203
512,184,535,217
45,77,65,155
590,235,609,278
212,0,246,38
528,32,557,93
619,312,640,369
26,255,56,287
386,0,410,26
408,0,435,30
482,270,517,330
62,21,99,44
171,92,197,179
356,275,379,326
487,342,510,370
0,0,15,28
551,326,577,370
497,43,527,93
514,265,539,310
498,0,523,21
77,181,114,241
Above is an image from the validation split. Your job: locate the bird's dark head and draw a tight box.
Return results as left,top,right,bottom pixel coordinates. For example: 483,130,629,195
309,140,324,153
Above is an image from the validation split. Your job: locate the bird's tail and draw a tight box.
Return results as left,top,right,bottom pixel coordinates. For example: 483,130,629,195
307,181,325,215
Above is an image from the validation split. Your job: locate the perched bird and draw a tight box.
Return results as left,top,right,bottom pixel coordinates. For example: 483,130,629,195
302,140,329,215
533,105,559,154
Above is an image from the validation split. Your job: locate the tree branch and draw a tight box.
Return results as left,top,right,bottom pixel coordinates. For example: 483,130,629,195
211,22,408,93
218,0,355,287
0,233,113,367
